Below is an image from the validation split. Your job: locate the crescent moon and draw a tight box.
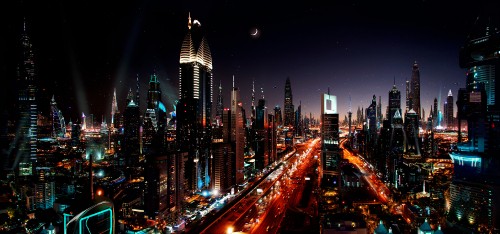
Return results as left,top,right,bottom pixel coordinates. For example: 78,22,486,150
251,29,258,36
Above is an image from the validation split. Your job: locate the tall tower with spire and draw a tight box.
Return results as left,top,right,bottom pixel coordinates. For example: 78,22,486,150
176,13,214,191
231,76,245,185
111,88,119,128
284,77,294,127
444,89,454,129
388,79,402,126
14,18,37,176
410,61,421,120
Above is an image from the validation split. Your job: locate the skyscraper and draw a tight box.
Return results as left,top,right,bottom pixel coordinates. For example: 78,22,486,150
321,93,340,186
387,81,402,126
254,98,268,169
15,20,37,176
444,89,454,129
111,88,119,129
295,101,302,137
50,95,66,138
366,95,377,143
123,99,140,167
215,79,223,127
143,73,167,155
231,78,245,185
274,105,282,127
284,77,294,127
448,21,500,232
409,61,421,120
176,13,214,191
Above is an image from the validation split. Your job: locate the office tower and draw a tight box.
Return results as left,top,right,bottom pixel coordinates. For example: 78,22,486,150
433,97,439,128
388,81,402,126
389,110,404,186
267,113,277,164
34,170,55,209
444,89,454,129
448,21,500,232
284,77,294,127
251,79,256,126
111,88,119,128
377,96,382,128
409,61,422,120
176,13,213,191
321,93,340,186
123,99,141,167
274,105,282,127
212,141,232,192
295,101,302,137
176,12,213,191
404,109,420,156
50,95,66,138
254,99,268,169
14,20,37,176
215,79,223,127
231,79,245,185
366,95,377,143
405,80,411,114
143,74,167,155
143,153,174,219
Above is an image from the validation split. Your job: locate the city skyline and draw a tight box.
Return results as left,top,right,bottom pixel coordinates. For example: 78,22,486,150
1,1,498,121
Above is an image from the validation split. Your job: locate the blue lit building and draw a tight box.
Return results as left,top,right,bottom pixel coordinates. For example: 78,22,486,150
448,18,500,232
63,199,114,234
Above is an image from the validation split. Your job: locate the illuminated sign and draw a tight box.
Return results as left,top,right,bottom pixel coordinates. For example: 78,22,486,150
322,94,337,114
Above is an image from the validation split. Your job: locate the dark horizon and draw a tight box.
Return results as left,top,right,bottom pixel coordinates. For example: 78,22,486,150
1,0,499,122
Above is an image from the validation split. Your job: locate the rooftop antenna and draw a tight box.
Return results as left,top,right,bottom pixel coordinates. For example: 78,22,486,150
232,75,235,88
327,87,330,96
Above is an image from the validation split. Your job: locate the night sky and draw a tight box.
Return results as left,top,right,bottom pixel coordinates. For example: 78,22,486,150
1,0,499,122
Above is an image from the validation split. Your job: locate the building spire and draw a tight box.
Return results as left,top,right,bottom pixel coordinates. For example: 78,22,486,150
188,12,192,29
232,75,235,89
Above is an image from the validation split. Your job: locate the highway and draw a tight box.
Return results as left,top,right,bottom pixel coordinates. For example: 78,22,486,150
196,140,318,233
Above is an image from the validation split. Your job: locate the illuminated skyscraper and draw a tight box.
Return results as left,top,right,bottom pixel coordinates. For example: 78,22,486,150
404,109,420,156
215,79,223,127
111,88,118,128
409,61,422,120
254,98,268,169
50,95,66,138
274,105,282,127
231,78,245,185
444,89,454,129
284,77,294,127
321,93,340,187
387,80,401,126
123,99,140,167
366,95,377,143
176,13,213,191
143,73,167,156
14,20,37,176
448,21,500,232
295,101,303,137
